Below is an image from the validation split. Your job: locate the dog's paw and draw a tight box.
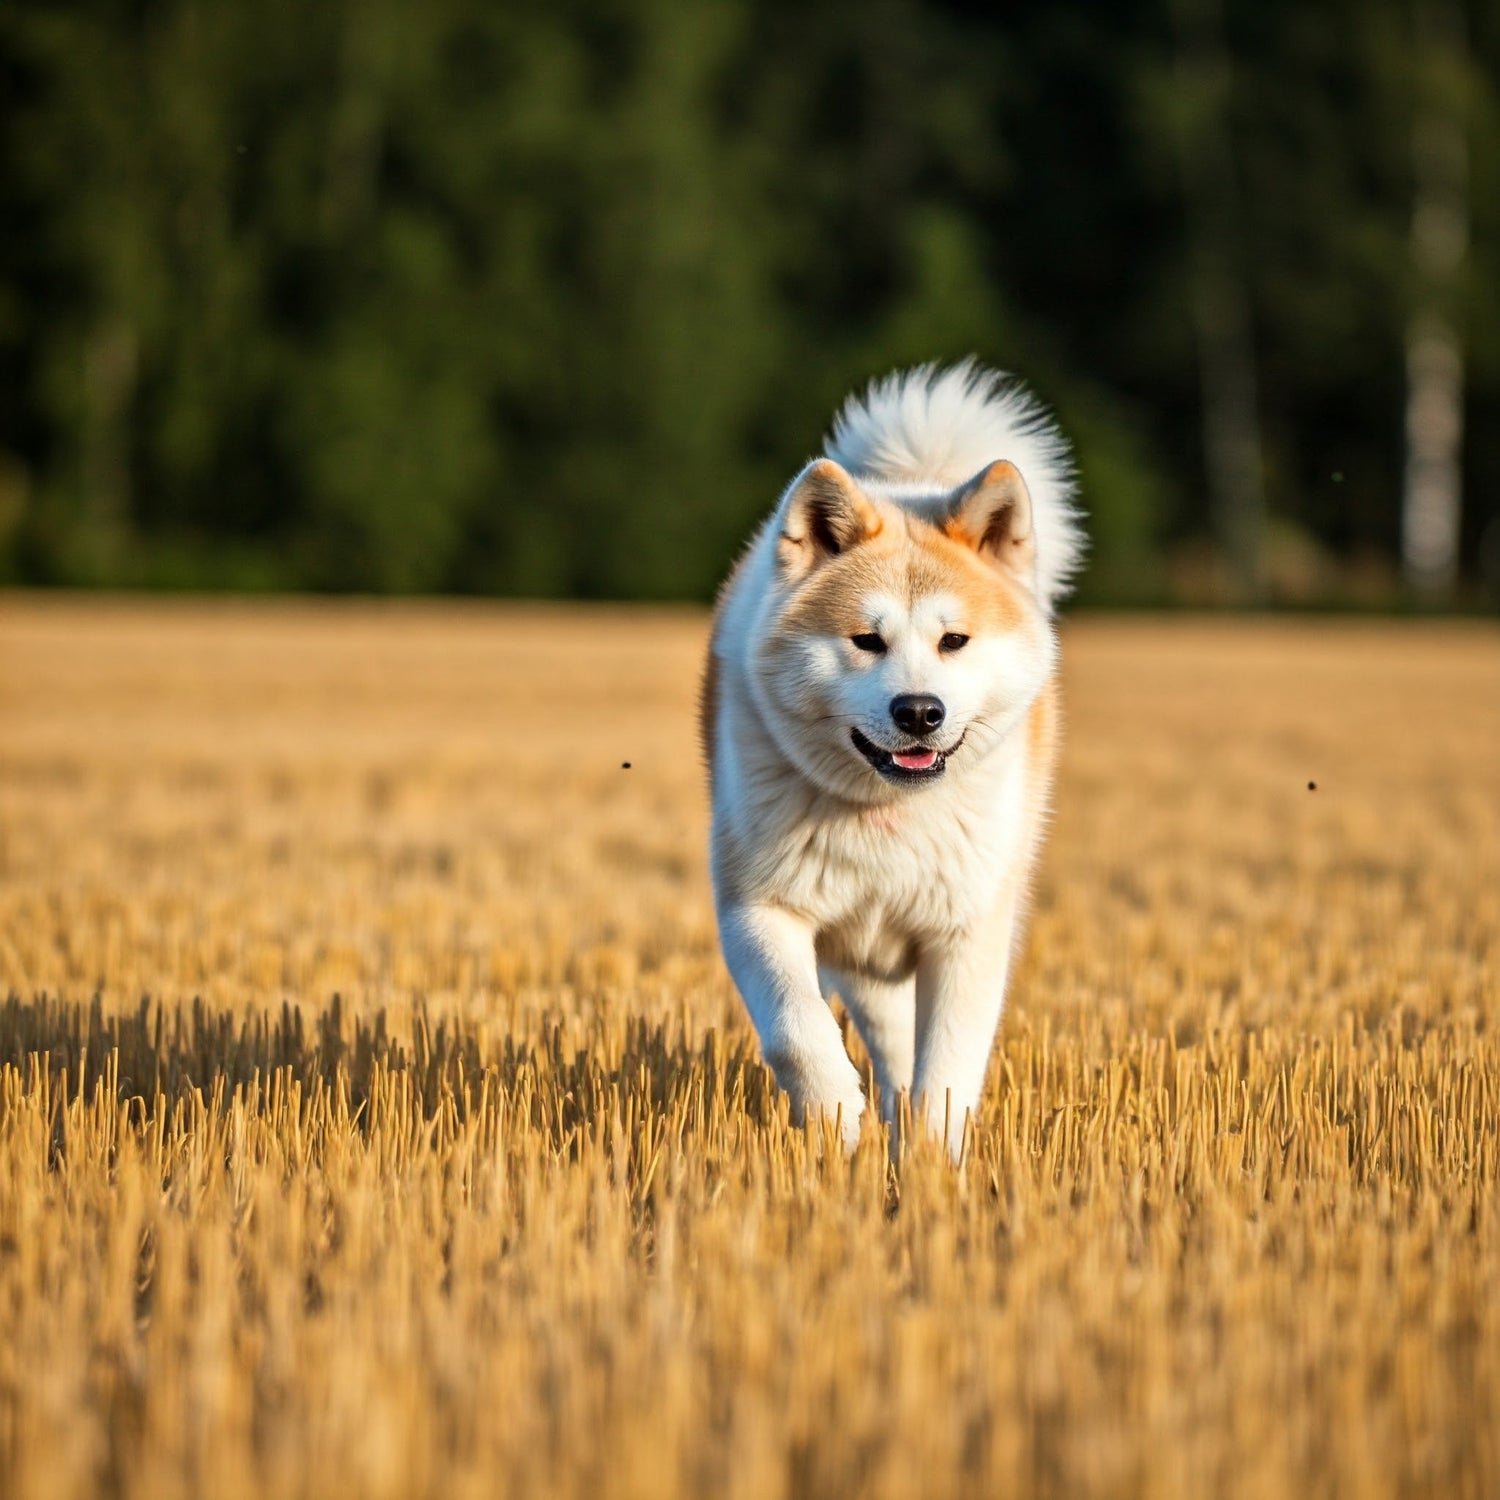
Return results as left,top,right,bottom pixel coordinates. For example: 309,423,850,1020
795,1093,866,1155
765,1045,867,1154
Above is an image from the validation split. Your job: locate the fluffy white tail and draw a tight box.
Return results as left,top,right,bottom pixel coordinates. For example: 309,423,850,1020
825,360,1085,613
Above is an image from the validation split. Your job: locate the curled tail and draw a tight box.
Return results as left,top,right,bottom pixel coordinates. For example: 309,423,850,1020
825,359,1086,614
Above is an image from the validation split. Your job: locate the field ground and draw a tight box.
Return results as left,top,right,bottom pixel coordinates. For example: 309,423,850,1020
1,596,1497,1499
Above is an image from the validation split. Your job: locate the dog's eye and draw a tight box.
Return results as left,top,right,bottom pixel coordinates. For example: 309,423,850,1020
850,633,886,654
939,633,970,652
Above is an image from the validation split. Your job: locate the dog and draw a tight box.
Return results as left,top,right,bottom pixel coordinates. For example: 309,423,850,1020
701,362,1083,1158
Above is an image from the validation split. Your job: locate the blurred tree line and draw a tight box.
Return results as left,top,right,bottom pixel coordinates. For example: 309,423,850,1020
1,0,1497,604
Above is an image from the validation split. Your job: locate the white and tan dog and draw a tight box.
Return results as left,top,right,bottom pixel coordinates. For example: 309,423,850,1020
702,362,1083,1157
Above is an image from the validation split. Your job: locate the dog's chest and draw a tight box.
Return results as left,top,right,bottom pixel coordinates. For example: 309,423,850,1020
762,781,1021,952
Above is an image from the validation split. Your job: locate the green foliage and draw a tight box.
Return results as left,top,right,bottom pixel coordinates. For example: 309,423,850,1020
1,0,1497,599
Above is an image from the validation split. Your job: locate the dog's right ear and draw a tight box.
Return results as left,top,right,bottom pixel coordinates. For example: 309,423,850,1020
776,460,883,580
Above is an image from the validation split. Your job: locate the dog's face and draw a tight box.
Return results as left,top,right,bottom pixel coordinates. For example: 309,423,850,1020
752,460,1056,802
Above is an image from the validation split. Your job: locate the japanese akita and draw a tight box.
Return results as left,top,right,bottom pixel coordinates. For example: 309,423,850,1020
702,362,1083,1158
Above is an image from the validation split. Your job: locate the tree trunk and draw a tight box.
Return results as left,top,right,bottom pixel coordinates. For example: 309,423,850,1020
1171,0,1266,603
1402,0,1468,600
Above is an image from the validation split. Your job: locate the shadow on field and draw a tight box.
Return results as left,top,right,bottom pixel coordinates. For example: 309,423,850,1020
0,992,781,1158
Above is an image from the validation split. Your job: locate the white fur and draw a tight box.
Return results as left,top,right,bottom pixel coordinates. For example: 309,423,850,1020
826,359,1084,614
707,362,1080,1159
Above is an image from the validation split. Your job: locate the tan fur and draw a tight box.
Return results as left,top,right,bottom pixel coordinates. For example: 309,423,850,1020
1022,676,1061,871
772,504,1028,642
698,646,719,772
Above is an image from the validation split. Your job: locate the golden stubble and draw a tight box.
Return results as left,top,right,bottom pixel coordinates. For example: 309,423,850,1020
1,596,1498,1500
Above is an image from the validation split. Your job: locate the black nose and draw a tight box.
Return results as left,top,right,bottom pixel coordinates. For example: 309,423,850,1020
890,693,945,736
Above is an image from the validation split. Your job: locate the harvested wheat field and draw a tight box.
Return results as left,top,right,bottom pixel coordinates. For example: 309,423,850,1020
0,596,1497,1500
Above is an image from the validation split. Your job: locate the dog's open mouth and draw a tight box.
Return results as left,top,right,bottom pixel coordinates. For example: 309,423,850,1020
850,726,963,781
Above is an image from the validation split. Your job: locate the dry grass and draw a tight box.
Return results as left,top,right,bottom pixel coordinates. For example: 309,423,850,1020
0,596,1497,1500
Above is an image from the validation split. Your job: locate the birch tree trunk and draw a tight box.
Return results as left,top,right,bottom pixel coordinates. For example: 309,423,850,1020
1402,0,1468,599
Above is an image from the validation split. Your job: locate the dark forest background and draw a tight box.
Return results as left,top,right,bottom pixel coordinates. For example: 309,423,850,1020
2,0,1497,606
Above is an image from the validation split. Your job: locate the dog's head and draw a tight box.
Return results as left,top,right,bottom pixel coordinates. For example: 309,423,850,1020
751,458,1055,801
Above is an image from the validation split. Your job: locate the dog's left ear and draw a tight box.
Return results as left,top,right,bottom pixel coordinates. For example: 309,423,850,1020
944,461,1035,584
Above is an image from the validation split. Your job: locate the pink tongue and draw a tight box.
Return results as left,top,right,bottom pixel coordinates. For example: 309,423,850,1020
893,748,938,771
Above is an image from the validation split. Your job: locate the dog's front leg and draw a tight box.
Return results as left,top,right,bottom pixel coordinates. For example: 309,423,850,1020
718,902,866,1150
912,916,1018,1160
